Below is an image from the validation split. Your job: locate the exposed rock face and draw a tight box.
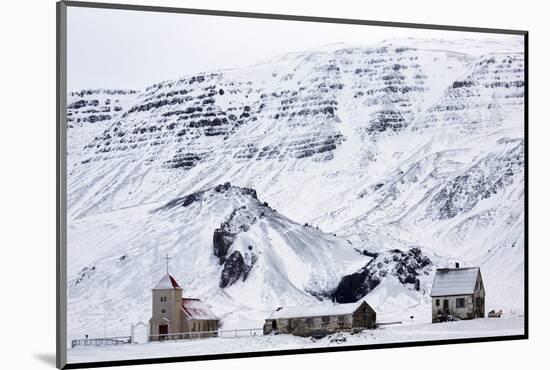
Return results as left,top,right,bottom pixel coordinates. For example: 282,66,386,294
202,183,266,286
392,247,432,285
213,229,236,264
74,266,96,287
333,247,432,303
213,205,259,286
160,190,205,210
66,89,139,159
219,251,253,288
67,89,138,128
332,266,381,304
429,140,524,220
412,55,524,134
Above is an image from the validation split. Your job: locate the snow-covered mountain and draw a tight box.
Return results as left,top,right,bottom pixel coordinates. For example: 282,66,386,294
66,38,525,340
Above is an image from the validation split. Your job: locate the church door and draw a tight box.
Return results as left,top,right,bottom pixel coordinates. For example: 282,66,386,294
159,324,168,341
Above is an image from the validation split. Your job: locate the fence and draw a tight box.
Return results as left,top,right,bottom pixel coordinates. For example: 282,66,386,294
71,336,132,348
148,328,263,342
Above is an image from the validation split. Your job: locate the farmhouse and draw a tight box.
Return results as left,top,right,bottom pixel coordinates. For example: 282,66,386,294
149,272,219,341
263,300,376,337
430,266,485,323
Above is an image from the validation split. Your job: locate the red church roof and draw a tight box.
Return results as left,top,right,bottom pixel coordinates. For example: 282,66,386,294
153,274,181,289
181,298,218,320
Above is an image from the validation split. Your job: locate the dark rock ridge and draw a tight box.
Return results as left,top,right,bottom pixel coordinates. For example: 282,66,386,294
67,89,138,129
74,266,96,286
332,247,432,303
158,182,267,288
219,251,257,288
213,229,235,264
213,201,265,287
75,46,473,167
412,54,524,133
158,182,257,211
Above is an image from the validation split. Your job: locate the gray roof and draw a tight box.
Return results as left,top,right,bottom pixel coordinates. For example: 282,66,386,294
430,267,480,297
266,300,368,320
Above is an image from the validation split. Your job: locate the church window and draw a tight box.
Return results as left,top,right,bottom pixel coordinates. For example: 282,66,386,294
161,309,166,314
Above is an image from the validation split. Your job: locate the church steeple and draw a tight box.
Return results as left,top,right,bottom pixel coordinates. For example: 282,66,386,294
149,254,219,341
149,255,183,340
153,254,181,290
154,274,181,290
163,253,171,274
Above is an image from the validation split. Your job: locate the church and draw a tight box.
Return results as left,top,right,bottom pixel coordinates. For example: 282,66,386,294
149,264,219,341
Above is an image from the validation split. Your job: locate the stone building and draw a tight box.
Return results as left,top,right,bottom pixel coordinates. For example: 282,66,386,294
149,273,219,341
263,300,376,337
430,266,485,322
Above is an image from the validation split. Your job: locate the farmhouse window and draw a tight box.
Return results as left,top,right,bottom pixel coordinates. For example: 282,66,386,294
322,316,330,324
338,316,345,325
456,298,465,308
436,299,440,306
305,318,313,327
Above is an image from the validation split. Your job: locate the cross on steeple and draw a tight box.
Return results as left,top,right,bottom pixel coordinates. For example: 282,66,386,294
163,254,172,274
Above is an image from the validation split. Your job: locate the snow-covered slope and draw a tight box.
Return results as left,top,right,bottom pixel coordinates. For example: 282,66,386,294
67,184,369,338
66,38,525,340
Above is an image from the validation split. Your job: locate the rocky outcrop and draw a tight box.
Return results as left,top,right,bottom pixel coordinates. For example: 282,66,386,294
213,229,236,264
67,89,138,129
219,251,254,288
74,266,96,287
332,247,432,303
193,184,264,286
430,140,524,220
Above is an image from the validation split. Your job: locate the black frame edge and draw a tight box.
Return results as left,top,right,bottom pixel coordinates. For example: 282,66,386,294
523,32,529,339
57,1,68,369
61,0,528,35
63,334,528,369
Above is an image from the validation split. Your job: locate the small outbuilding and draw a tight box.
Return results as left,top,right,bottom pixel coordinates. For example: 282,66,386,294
430,266,485,322
263,300,376,337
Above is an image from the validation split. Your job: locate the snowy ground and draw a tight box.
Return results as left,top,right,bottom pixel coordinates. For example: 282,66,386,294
67,317,524,364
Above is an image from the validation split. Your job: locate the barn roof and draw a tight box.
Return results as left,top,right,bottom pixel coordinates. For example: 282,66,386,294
266,300,369,320
430,267,480,297
181,298,218,320
153,274,181,290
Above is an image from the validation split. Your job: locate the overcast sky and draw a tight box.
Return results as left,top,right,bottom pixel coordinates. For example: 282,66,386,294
67,6,523,92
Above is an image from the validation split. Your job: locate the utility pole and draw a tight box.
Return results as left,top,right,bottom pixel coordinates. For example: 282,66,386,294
104,301,109,339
